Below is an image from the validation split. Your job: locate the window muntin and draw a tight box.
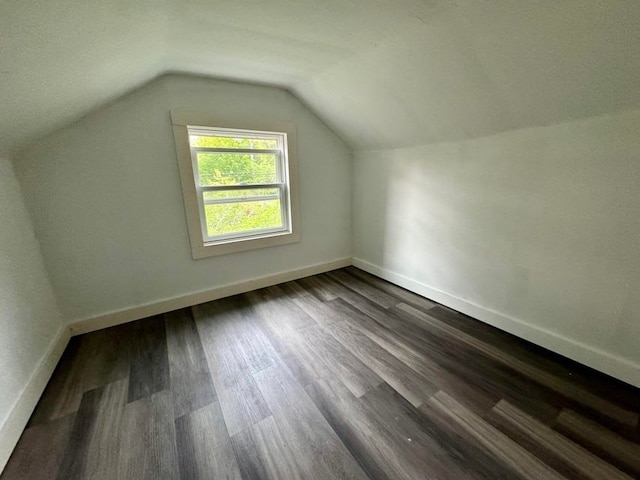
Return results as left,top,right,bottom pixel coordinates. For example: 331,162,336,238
188,127,292,244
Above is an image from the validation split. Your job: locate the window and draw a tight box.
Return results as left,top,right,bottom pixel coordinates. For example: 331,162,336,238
172,112,299,259
189,128,290,241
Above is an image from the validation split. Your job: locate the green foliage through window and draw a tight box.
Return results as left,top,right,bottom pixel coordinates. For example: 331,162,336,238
190,133,286,239
196,153,277,186
205,200,282,237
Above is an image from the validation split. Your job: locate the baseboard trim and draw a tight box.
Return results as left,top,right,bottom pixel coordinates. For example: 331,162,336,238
69,257,352,335
0,325,71,473
352,257,640,388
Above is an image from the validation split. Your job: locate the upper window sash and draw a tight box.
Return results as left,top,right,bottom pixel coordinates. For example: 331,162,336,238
190,146,285,186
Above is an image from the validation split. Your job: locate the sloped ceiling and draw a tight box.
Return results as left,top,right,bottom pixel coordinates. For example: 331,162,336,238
1,0,639,157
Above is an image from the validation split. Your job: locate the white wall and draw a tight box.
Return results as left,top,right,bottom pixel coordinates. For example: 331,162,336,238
0,157,66,470
16,74,352,324
353,109,640,387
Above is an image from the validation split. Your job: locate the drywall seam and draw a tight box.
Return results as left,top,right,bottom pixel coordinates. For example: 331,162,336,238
69,257,352,335
0,325,70,472
353,257,640,388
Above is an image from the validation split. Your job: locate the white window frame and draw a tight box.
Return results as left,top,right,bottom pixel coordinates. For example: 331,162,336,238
171,111,300,259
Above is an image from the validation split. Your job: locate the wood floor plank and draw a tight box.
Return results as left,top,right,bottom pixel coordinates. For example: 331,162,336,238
362,383,519,480
250,286,382,397
279,280,308,298
31,328,131,424
345,266,438,311
55,390,99,480
418,395,534,480
427,391,567,480
128,316,170,403
249,415,308,480
359,303,562,422
307,377,477,480
56,379,128,480
295,275,338,301
555,409,640,476
232,296,280,374
305,376,419,480
1,414,74,480
427,306,573,375
491,400,633,480
298,323,384,398
432,305,640,415
194,300,271,436
327,297,498,414
247,287,317,330
231,416,307,480
193,300,250,387
175,401,242,480
327,269,398,308
118,390,179,479
254,302,372,398
246,289,318,387
396,302,640,429
308,274,347,298
164,308,216,418
28,339,82,425
325,277,409,327
329,319,437,407
253,366,369,480
218,375,273,436
229,427,270,480
361,383,501,480
292,293,346,328
332,285,533,413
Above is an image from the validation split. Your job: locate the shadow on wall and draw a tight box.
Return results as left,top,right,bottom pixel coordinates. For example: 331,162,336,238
381,143,523,304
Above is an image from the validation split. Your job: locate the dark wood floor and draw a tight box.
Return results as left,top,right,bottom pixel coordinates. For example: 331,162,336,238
3,267,640,479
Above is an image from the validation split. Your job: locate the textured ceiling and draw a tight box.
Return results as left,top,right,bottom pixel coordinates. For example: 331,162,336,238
1,0,639,157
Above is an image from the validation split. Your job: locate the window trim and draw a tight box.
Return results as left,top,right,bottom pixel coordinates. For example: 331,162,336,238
171,111,300,259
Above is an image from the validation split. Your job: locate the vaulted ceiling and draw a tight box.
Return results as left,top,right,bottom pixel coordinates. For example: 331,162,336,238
1,0,639,157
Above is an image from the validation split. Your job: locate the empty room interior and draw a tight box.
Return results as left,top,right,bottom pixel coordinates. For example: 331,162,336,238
1,1,640,479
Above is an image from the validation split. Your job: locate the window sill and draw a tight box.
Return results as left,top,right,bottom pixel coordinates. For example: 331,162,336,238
190,230,300,259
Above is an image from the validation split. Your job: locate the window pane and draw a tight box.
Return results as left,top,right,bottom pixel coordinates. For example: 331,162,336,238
196,152,277,186
203,188,279,201
204,199,283,237
190,134,278,150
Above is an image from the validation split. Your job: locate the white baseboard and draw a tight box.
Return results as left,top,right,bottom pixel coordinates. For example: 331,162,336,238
69,257,352,335
353,257,640,388
0,325,71,473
